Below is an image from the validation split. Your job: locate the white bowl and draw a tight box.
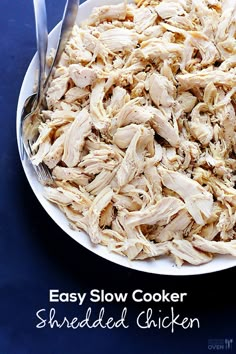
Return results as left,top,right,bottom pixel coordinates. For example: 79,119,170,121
16,0,236,276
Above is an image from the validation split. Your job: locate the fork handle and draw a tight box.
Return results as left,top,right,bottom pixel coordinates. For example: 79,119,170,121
44,0,79,92
33,0,48,105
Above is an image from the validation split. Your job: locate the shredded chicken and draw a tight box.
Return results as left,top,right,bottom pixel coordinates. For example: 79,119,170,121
32,0,236,267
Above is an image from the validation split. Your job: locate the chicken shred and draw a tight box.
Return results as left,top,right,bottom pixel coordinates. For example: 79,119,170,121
32,0,236,267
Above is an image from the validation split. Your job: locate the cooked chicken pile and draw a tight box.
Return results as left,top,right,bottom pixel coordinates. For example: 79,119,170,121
32,0,236,266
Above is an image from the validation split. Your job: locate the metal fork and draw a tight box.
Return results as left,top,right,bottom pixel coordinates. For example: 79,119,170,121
20,0,50,184
20,0,79,185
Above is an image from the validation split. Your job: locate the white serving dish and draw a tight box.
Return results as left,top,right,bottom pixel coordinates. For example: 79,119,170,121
16,0,236,275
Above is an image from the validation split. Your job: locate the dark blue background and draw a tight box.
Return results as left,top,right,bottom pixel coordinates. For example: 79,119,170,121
0,1,236,353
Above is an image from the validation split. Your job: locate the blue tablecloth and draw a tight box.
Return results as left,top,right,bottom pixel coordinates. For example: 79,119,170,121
0,1,235,353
